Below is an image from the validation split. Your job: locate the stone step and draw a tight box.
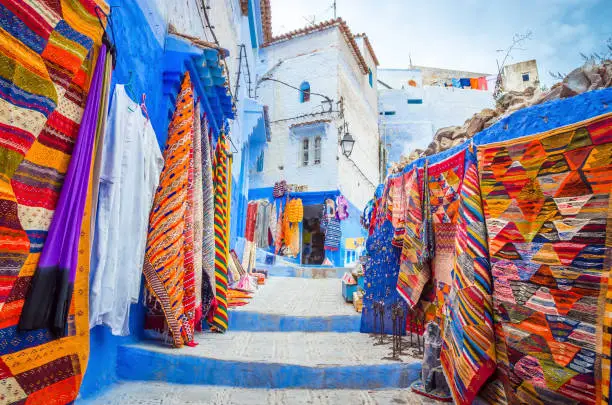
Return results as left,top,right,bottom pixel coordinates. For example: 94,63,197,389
257,265,350,279
117,332,421,390
78,381,441,404
230,277,360,332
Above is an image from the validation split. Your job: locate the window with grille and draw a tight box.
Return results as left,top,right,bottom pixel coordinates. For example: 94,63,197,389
302,138,309,166
314,136,321,165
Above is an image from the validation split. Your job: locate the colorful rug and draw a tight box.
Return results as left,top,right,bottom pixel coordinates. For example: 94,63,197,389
192,104,204,327
440,147,497,405
478,113,612,405
396,168,429,307
426,150,465,324
0,1,107,402
142,72,194,348
210,134,230,332
199,114,215,317
19,44,106,336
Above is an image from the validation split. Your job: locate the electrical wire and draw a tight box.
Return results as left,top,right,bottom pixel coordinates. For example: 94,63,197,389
260,77,334,106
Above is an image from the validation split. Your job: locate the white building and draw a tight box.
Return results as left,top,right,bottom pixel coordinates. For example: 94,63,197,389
251,18,380,266
502,59,540,92
378,68,495,168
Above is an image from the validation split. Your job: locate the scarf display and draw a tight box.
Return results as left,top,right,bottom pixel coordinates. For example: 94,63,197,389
19,45,106,335
479,114,612,405
210,134,230,332
0,1,108,401
396,168,430,307
440,148,496,405
200,114,216,316
142,72,194,348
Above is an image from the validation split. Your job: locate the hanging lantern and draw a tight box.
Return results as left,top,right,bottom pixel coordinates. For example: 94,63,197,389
341,132,355,158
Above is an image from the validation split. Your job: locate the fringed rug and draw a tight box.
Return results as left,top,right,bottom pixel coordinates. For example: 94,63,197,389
440,148,497,405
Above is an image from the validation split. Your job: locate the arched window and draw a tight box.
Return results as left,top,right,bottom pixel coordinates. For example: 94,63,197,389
314,136,321,165
300,81,310,103
368,68,373,87
302,138,309,166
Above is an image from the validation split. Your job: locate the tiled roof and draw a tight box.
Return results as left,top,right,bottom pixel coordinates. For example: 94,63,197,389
289,119,332,129
264,18,369,75
354,33,379,66
260,0,273,44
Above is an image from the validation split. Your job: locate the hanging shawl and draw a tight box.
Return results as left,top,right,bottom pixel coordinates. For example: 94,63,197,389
19,46,106,336
192,104,205,327
142,72,194,348
210,134,230,332
200,114,216,317
269,203,278,244
336,195,349,220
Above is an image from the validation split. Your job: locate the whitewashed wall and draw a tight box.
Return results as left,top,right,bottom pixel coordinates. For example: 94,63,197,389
379,86,495,163
252,26,379,209
251,28,340,190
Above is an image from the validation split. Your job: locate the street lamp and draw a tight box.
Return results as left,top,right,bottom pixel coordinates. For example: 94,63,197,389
340,132,355,158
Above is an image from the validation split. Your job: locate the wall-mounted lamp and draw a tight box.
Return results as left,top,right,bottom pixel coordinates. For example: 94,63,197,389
340,132,355,158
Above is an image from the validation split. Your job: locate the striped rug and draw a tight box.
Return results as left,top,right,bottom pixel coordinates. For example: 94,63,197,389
210,134,230,332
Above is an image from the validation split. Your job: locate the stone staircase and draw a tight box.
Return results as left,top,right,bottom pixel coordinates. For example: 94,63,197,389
79,268,428,404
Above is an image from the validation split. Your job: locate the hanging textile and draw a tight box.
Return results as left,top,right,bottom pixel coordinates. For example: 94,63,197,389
388,175,406,246
89,84,163,336
90,52,114,235
181,104,196,343
210,134,231,332
426,150,465,324
19,45,106,335
440,147,496,405
275,205,284,254
269,203,278,244
336,195,349,220
245,201,258,242
396,168,430,307
360,219,408,334
192,104,205,327
142,72,194,348
200,114,215,316
254,201,271,248
324,217,341,251
0,0,108,398
478,113,612,405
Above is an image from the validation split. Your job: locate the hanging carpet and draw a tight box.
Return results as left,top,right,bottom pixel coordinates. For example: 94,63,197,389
478,113,612,405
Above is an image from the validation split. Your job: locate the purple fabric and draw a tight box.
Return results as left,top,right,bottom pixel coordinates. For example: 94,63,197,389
19,46,106,336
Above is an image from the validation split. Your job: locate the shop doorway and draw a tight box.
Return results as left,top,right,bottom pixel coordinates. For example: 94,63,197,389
301,204,325,265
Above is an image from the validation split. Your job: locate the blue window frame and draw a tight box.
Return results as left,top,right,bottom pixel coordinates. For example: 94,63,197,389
368,68,373,87
300,81,310,103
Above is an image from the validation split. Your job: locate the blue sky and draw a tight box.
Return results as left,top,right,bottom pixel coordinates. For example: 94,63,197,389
270,0,612,86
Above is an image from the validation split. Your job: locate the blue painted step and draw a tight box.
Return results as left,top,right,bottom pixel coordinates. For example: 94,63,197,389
117,347,420,390
229,311,361,332
257,265,348,279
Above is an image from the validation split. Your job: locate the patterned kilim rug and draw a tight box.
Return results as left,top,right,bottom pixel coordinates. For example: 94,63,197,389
440,148,497,405
396,168,430,307
425,150,465,324
478,113,612,405
142,72,194,348
0,1,107,403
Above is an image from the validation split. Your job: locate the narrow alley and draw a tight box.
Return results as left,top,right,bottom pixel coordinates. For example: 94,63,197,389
0,1,611,405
